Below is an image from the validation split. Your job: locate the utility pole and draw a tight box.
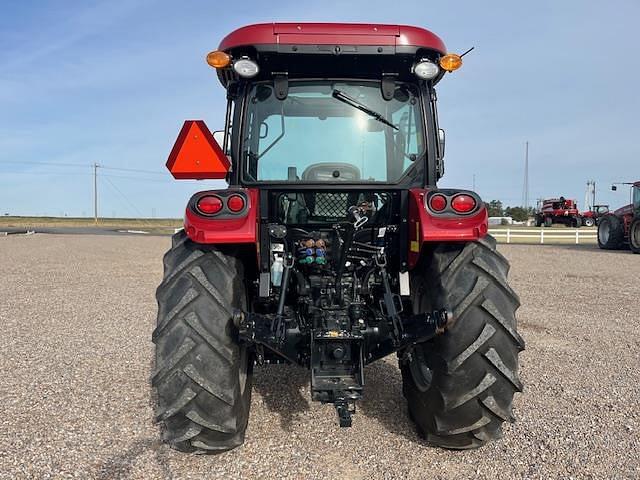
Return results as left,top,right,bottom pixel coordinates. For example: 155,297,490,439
585,180,596,211
93,163,99,224
522,141,529,209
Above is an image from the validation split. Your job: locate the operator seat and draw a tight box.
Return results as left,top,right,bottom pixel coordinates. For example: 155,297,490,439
301,163,361,220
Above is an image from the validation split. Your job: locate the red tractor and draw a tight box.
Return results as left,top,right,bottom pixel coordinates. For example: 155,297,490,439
154,23,523,453
597,181,640,253
581,205,609,227
535,197,583,227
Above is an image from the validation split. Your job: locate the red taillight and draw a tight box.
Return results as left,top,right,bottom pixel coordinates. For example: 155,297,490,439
196,195,223,215
451,194,477,213
429,194,447,212
227,194,246,212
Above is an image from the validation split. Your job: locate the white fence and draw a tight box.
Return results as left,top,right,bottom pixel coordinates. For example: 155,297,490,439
489,228,598,245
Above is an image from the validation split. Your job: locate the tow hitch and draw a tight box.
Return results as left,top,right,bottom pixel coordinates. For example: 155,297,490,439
234,307,452,427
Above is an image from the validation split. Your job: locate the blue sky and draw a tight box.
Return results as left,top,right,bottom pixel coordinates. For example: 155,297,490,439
1,0,638,217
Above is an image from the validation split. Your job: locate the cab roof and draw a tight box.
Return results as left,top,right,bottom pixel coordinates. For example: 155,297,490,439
219,22,446,54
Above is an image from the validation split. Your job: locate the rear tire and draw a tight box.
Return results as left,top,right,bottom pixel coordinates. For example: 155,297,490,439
573,217,582,228
544,217,552,227
597,215,625,250
153,231,253,453
630,218,640,254
401,236,524,449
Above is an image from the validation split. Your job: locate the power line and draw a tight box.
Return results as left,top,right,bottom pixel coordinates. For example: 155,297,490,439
0,170,93,176
0,170,170,183
99,165,166,175
101,173,171,183
1,159,172,219
101,176,157,226
0,160,166,175
0,160,90,168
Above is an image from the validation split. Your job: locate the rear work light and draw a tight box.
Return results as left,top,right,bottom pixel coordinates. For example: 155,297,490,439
429,194,448,212
233,57,259,78
451,194,477,213
196,195,223,215
413,60,440,80
227,194,246,213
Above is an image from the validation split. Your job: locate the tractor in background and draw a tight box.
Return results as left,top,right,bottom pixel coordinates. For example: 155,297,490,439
581,205,609,227
535,197,582,227
597,181,640,253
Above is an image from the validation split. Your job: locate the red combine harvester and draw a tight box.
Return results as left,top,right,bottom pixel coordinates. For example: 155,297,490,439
154,22,523,453
581,205,609,227
597,181,640,253
535,197,583,227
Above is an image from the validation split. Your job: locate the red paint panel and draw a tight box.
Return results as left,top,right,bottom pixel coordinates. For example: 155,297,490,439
219,23,446,54
274,23,399,36
614,204,633,217
166,120,230,180
278,33,396,46
408,189,488,269
219,22,276,50
184,189,259,245
397,25,446,52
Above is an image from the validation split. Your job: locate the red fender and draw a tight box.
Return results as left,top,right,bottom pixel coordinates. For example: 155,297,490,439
408,188,489,269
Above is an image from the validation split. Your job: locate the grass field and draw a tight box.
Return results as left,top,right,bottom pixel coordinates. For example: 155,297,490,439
1,216,599,244
0,216,182,234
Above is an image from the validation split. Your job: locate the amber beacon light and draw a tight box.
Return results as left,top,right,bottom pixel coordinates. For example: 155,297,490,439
439,53,463,72
206,50,231,68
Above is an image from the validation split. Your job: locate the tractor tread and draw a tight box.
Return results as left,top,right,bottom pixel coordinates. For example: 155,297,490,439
448,323,495,373
472,256,520,305
481,299,525,351
435,412,492,436
597,215,625,250
183,363,234,406
452,276,488,320
480,395,514,423
443,373,497,411
630,218,640,254
402,234,523,449
189,266,232,318
161,250,205,287
184,312,235,364
163,423,202,444
186,408,235,434
153,231,252,453
483,347,523,392
156,386,197,422
151,337,196,384
152,288,199,340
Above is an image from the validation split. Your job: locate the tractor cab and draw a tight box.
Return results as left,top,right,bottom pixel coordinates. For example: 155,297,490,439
593,205,610,215
168,23,462,188
611,181,640,216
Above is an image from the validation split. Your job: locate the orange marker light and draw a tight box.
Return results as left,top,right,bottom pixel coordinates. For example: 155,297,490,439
439,53,463,72
206,50,231,68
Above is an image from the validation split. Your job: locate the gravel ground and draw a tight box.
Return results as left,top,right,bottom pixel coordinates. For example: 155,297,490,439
0,234,638,479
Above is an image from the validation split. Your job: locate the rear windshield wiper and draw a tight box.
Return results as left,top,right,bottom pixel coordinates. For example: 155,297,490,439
332,89,398,130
